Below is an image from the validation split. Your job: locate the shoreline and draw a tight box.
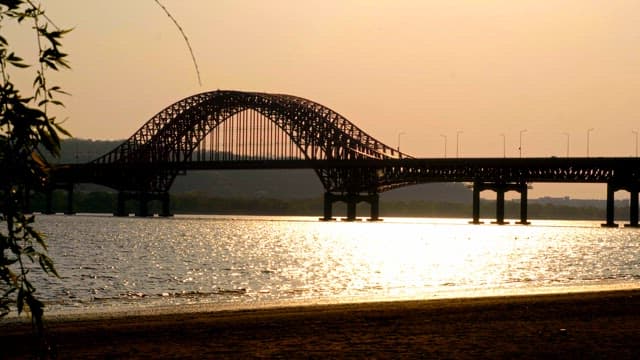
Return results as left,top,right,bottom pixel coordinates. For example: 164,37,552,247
3,288,640,358
3,280,636,324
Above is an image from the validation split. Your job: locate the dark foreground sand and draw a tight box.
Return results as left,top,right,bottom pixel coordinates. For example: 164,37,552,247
2,290,640,359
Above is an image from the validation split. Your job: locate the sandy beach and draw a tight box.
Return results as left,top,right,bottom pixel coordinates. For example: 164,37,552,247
2,289,640,359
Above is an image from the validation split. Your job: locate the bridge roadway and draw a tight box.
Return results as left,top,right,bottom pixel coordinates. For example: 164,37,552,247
49,156,640,227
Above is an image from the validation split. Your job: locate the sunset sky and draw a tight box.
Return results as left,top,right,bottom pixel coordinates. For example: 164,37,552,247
12,1,640,198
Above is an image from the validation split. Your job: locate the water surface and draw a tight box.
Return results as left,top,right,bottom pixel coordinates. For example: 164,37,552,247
29,214,640,314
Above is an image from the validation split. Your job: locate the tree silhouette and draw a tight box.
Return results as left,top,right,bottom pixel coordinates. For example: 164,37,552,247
0,0,70,356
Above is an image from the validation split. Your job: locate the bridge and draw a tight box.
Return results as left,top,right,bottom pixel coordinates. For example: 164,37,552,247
48,90,640,227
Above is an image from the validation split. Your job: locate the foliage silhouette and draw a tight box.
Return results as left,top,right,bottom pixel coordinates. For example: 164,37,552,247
0,0,70,356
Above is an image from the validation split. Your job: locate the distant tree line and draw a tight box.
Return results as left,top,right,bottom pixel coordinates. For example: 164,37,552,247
30,190,624,220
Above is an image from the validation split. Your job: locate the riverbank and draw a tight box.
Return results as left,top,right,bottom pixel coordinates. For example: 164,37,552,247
2,289,640,359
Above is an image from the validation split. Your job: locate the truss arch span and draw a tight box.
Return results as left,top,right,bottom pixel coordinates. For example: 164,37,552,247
92,90,409,193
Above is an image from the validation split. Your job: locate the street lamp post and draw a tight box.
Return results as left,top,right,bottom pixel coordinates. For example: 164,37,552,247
562,132,570,157
633,130,638,157
456,131,463,158
397,131,405,153
500,133,505,158
519,129,527,158
587,128,594,157
440,134,447,158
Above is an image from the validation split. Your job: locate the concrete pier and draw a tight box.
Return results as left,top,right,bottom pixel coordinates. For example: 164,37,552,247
322,192,380,222
471,181,529,225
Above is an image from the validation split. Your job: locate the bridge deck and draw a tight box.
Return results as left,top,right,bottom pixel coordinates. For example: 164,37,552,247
52,157,640,185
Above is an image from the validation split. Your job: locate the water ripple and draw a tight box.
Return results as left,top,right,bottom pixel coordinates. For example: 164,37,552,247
28,215,640,312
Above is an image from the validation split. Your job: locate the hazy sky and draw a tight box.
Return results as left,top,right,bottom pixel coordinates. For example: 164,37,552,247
12,1,640,198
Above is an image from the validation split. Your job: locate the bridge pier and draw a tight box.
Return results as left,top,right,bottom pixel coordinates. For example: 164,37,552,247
322,193,337,221
64,185,75,215
602,183,619,228
43,188,55,215
492,186,507,225
43,184,75,215
114,192,128,217
368,194,380,222
471,181,529,225
160,192,173,217
114,191,173,217
135,193,149,217
601,181,640,228
321,192,380,222
516,182,530,225
346,194,358,221
627,189,639,227
471,184,482,224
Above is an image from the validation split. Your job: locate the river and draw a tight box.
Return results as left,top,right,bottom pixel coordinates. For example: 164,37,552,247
26,214,640,315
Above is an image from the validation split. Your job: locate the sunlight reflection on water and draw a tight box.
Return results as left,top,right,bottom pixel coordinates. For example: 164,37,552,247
31,214,640,313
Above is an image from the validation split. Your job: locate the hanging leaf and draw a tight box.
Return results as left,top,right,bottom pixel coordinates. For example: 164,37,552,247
1,6,70,353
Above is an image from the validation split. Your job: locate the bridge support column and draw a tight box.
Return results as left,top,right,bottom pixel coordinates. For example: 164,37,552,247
159,192,173,217
345,194,358,221
625,187,639,227
491,186,507,225
516,183,530,225
602,182,618,227
471,181,528,225
136,193,151,217
23,186,32,214
321,192,336,221
367,193,381,221
470,182,483,224
64,185,75,215
43,189,55,215
114,192,128,217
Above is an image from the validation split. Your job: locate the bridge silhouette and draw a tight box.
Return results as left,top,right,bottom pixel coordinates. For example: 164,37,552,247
48,90,640,227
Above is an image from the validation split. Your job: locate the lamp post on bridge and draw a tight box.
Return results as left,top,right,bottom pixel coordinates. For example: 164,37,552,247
587,128,594,157
397,131,405,154
456,130,463,158
519,129,527,158
633,130,638,157
440,134,447,158
500,133,505,158
562,132,570,158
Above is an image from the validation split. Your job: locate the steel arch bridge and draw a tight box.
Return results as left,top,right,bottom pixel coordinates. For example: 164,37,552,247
48,89,640,226
91,90,408,195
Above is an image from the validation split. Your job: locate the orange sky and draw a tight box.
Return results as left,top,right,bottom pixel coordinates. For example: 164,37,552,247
12,1,640,198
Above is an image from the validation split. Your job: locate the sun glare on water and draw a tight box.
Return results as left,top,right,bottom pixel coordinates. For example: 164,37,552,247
34,215,640,312
282,217,624,301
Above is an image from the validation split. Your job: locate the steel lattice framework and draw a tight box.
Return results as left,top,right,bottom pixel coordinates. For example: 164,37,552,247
47,89,640,223
375,157,640,188
91,90,408,194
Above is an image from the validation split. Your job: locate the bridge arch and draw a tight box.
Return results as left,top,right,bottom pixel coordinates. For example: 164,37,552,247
92,90,408,194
